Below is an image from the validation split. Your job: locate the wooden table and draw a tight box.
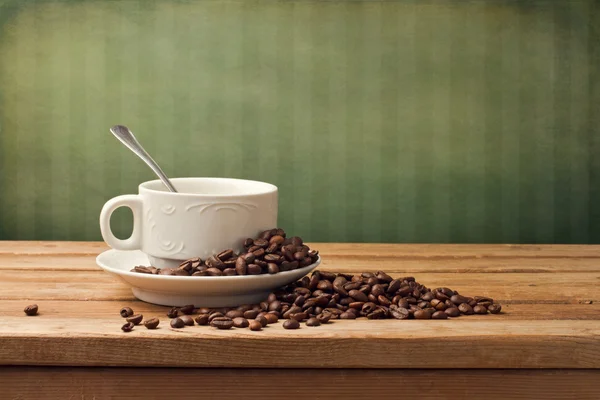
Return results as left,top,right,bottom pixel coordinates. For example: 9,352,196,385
0,242,599,399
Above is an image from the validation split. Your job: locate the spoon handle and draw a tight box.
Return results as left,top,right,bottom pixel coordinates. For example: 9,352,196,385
109,125,178,193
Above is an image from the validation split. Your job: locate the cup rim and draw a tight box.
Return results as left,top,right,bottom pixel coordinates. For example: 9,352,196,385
139,177,278,198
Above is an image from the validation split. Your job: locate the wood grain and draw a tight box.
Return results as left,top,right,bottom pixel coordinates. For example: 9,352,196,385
0,318,598,368
0,242,599,369
2,368,599,400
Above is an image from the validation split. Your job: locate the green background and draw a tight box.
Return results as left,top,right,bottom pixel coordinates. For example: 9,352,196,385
1,0,599,243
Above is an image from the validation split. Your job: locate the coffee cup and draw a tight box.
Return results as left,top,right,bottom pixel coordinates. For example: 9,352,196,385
99,177,278,269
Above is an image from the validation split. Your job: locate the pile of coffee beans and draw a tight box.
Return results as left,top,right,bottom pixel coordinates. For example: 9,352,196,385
130,228,319,276
121,269,502,332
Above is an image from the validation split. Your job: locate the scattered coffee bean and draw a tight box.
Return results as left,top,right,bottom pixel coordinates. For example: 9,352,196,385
249,320,263,331
445,307,460,317
144,318,160,329
180,315,195,326
458,303,475,315
264,313,279,324
24,304,38,316
195,314,209,325
255,315,268,327
233,317,249,328
283,319,300,329
121,322,135,332
167,307,179,318
488,304,502,314
473,305,488,315
180,304,195,315
244,310,259,319
306,317,321,327
126,314,143,325
120,307,134,318
170,318,185,328
210,317,234,329
432,311,448,319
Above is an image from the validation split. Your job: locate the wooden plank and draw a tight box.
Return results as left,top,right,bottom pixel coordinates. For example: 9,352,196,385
3,253,600,273
0,270,597,303
1,367,599,400
1,241,600,258
0,319,598,368
1,301,598,320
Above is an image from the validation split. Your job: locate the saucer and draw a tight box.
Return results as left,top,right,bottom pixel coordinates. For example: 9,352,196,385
96,249,320,307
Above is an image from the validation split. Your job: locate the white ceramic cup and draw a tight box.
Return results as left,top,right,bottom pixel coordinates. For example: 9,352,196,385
99,177,278,269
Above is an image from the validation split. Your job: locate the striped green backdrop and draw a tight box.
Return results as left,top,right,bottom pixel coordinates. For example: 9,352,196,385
0,0,599,243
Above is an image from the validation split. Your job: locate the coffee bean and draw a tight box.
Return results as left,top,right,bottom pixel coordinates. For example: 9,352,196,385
120,307,134,318
217,249,234,261
233,317,249,328
264,313,279,324
226,310,244,319
121,322,135,332
178,315,193,326
206,256,225,270
349,290,369,303
317,280,333,292
206,267,223,276
170,318,185,328
283,319,300,329
390,307,410,320
316,313,332,323
126,314,143,325
247,264,262,275
255,315,268,327
340,311,356,319
249,320,262,331
244,310,259,319
473,305,488,315
252,248,265,258
192,270,208,276
430,299,447,311
488,304,502,314
378,295,391,306
432,311,448,319
180,304,195,315
232,257,247,277
210,317,234,329
167,307,179,318
414,310,431,319
195,314,209,325
376,271,393,282
269,235,285,245
207,312,224,323
306,317,321,327
450,295,469,305
264,254,282,264
144,318,160,329
362,302,377,314
268,300,282,312
267,263,280,274
445,307,460,317
24,304,38,316
458,303,474,315
290,312,307,322
223,268,237,276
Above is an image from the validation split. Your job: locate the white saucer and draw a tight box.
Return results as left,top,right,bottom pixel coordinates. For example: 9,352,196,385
96,249,320,307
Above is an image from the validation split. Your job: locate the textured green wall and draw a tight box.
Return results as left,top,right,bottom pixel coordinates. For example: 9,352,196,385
0,0,599,243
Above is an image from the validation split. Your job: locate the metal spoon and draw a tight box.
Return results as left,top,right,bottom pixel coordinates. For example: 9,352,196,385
109,125,178,192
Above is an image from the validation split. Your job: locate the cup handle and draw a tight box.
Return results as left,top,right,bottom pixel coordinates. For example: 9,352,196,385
99,195,143,250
